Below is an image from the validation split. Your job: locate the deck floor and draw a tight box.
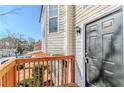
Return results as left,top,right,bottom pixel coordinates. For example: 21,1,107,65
60,83,78,87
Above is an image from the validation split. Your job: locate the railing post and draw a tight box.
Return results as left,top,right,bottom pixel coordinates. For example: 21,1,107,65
6,64,17,87
13,65,17,87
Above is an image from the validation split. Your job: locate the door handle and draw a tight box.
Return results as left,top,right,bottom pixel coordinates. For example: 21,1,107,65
85,57,89,64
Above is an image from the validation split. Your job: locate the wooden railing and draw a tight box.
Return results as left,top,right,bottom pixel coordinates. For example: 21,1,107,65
0,55,75,87
0,59,16,87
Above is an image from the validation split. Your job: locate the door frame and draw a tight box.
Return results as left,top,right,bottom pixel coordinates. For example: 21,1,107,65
80,6,123,87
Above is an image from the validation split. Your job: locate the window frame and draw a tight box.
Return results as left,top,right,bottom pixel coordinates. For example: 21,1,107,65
48,5,59,34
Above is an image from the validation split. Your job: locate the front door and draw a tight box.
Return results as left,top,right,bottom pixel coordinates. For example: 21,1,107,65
86,9,123,87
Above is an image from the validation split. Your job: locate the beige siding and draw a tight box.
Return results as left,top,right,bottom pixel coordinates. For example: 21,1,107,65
43,5,75,55
74,5,121,63
45,5,66,55
41,5,122,86
74,5,121,86
66,5,75,55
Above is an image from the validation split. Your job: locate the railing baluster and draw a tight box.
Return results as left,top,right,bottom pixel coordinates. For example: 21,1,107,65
0,78,1,87
71,58,74,83
58,60,59,86
5,73,7,87
66,59,69,83
50,60,52,86
46,61,48,86
2,76,4,87
54,60,56,86
18,63,20,87
28,62,30,87
23,63,25,87
33,62,36,87
61,60,64,85
38,62,40,87
3,75,5,87
64,59,66,85
14,65,17,87
1,77,3,87
42,61,44,87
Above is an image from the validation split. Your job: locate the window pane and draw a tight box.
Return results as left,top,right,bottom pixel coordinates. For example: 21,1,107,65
49,5,58,33
49,17,58,33
53,17,58,31
53,5,58,16
49,5,58,17
81,5,88,10
49,6,54,17
83,5,88,9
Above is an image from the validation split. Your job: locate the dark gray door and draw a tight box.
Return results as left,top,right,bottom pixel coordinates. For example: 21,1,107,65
86,9,123,87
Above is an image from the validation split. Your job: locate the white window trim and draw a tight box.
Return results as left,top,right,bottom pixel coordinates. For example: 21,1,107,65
48,5,59,34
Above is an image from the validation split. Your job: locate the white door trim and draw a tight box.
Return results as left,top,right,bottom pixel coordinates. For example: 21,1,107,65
81,24,86,87
122,5,124,75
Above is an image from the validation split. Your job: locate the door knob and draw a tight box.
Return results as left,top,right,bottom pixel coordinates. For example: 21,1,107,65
85,57,89,63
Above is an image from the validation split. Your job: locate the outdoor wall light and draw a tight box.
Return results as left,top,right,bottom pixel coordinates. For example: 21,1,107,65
75,26,81,33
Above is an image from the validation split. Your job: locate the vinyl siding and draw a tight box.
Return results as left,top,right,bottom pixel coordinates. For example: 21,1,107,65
74,5,121,66
46,5,66,55
74,5,122,86
66,5,75,55
42,5,75,55
41,5,122,86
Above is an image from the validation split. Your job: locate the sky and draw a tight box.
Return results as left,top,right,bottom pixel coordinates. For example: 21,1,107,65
0,5,42,41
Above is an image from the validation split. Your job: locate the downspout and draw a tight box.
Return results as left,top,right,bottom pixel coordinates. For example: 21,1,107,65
45,6,48,53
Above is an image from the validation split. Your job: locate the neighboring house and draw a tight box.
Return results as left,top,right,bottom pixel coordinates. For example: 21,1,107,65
40,5,124,87
34,40,42,51
0,49,16,58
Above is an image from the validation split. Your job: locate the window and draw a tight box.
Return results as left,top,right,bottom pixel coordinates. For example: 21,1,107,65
83,5,88,9
81,5,89,10
49,5,58,33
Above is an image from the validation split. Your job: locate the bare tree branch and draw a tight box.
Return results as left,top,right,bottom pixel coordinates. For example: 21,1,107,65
0,7,22,16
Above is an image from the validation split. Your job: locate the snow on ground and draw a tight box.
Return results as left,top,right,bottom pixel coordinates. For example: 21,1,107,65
0,57,15,65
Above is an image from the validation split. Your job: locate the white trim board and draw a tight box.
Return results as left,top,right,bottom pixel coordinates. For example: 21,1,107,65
122,5,124,80
64,5,68,56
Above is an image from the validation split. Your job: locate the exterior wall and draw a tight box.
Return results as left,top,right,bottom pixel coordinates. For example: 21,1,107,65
66,6,75,55
47,5,65,55
41,5,75,55
41,5,75,85
41,5,122,86
74,5,122,86
41,6,47,53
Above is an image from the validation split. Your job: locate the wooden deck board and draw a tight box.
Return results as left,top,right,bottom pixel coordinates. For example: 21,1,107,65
59,83,78,87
